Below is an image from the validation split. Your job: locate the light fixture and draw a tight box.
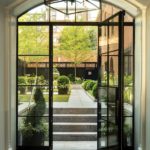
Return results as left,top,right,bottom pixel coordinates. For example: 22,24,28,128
44,0,101,15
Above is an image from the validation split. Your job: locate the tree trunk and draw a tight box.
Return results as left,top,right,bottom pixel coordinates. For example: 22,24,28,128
74,63,77,83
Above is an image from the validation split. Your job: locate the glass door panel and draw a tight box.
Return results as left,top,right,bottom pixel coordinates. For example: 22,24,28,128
123,26,134,149
98,12,121,150
17,25,52,150
98,11,134,150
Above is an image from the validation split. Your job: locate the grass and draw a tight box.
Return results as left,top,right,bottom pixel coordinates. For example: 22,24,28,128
53,95,69,102
19,94,70,102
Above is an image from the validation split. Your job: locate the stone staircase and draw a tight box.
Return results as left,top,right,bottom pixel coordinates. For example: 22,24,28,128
53,108,97,141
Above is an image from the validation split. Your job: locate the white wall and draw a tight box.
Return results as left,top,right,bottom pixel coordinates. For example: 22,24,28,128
146,4,150,150
135,14,143,150
0,4,6,150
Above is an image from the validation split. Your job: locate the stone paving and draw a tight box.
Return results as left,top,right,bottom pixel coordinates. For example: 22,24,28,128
53,141,97,150
53,84,97,150
53,84,97,108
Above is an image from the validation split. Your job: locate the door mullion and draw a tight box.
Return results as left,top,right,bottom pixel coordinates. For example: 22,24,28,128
49,25,53,150
118,11,125,150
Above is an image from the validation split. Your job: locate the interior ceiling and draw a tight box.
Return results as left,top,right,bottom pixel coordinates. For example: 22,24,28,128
0,0,150,7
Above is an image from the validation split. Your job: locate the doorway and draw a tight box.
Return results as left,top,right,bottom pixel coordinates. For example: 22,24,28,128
52,25,98,150
16,3,134,150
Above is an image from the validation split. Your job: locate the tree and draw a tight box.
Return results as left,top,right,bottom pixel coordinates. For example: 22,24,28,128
59,26,96,51
57,26,97,78
19,26,49,55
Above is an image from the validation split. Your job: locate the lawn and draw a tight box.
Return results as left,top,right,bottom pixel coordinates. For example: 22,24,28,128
18,94,70,102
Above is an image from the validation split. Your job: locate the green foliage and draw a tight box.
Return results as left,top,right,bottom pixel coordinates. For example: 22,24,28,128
75,77,83,84
18,76,47,86
82,80,92,90
124,75,133,86
27,76,35,85
57,26,97,78
100,122,117,136
19,26,49,55
68,74,75,82
124,87,133,104
53,68,60,80
87,27,97,50
57,76,70,87
82,80,98,99
38,75,46,85
18,76,27,85
86,80,96,91
21,88,47,145
82,80,96,91
18,76,27,94
57,76,70,94
124,124,132,136
59,26,96,51
92,82,98,99
124,75,133,104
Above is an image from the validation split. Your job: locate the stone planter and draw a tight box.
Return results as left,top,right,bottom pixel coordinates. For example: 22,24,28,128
58,87,69,95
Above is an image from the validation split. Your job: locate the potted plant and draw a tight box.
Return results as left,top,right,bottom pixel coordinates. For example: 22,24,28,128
57,75,70,94
18,76,26,94
20,88,47,146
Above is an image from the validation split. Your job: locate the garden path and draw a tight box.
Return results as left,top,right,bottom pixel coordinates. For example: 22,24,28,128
53,84,97,108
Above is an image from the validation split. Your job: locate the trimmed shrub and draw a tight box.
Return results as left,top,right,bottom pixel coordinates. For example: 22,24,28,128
92,82,98,99
27,76,35,85
82,80,91,90
18,76,26,85
68,74,75,82
18,76,26,94
86,80,96,91
21,88,47,146
57,76,70,94
53,68,60,80
38,75,45,84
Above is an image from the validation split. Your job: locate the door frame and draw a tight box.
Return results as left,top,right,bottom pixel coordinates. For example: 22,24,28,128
16,11,135,150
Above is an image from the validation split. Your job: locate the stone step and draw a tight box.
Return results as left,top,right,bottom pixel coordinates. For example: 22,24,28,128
52,108,97,114
53,122,97,132
53,132,97,141
53,114,97,122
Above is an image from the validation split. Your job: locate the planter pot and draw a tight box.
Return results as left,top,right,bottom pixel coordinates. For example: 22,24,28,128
22,132,45,146
58,87,68,95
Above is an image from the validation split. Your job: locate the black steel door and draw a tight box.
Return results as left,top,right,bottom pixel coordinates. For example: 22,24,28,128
97,11,134,150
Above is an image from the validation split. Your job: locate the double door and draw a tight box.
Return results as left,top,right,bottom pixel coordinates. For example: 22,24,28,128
17,11,134,150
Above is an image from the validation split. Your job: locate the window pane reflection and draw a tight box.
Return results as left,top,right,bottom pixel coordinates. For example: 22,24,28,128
123,117,133,147
109,56,118,86
100,56,108,86
124,26,133,55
